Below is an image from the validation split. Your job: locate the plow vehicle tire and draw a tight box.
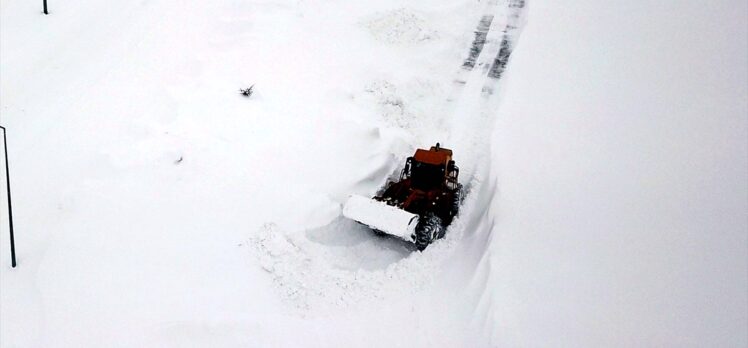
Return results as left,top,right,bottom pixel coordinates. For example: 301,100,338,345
415,213,444,251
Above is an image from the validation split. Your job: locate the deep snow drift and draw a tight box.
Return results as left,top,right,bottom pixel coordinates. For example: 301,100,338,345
1,0,747,347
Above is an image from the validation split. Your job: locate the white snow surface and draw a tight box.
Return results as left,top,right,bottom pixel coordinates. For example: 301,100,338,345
1,0,746,347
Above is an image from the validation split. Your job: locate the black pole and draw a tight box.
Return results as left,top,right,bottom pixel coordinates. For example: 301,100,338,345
43,0,48,15
0,126,16,268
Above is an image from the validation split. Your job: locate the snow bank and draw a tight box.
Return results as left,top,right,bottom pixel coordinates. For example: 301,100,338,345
475,1,748,346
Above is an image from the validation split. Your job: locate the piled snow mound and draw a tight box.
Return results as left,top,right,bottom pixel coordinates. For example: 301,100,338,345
362,8,438,45
363,80,407,127
359,79,449,137
249,220,450,314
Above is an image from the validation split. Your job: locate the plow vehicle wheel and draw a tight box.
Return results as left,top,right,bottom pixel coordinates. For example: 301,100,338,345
451,184,463,218
415,213,444,251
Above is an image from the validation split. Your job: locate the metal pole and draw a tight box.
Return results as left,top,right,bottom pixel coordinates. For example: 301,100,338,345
43,0,48,15
0,126,16,268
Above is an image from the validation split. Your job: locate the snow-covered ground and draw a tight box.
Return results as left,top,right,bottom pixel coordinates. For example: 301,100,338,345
1,0,746,347
484,1,747,346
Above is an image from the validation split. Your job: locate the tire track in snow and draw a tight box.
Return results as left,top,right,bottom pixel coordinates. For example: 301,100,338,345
483,0,527,95
447,0,506,97
453,0,528,96
446,0,527,170
461,15,495,71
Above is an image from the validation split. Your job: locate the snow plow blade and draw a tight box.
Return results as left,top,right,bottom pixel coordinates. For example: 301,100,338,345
342,195,419,241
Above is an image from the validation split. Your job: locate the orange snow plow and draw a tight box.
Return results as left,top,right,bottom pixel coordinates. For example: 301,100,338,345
343,143,462,250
